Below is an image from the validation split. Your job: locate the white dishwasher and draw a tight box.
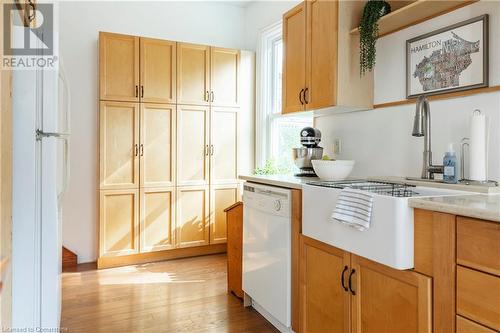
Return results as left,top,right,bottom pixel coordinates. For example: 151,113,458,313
242,182,292,332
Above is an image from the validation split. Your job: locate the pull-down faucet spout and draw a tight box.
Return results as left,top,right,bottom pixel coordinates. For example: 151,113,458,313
411,96,444,179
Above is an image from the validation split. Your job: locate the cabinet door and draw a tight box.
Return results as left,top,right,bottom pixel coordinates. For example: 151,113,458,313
177,43,210,105
99,101,139,189
140,187,175,252
300,236,350,333
306,0,338,110
211,47,240,107
210,107,238,184
351,255,432,333
176,105,210,186
99,32,139,102
176,186,209,248
282,3,306,114
99,189,139,257
140,103,176,187
140,38,176,103
210,184,240,244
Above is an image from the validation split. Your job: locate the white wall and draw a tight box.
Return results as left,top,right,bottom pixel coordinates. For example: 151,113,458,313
244,0,299,50
316,1,500,181
60,1,249,263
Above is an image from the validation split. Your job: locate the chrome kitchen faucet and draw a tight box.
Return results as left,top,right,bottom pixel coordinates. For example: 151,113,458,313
410,96,444,180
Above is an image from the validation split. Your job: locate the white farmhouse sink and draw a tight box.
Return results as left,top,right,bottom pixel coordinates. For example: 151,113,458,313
302,181,469,269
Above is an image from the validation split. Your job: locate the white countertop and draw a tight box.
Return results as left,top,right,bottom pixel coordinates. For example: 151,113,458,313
238,174,316,189
409,194,500,223
239,174,500,222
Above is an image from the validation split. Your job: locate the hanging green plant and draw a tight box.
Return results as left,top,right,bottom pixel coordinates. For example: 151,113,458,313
359,0,391,76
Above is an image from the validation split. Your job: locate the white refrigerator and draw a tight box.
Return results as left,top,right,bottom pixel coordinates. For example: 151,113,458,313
11,27,70,331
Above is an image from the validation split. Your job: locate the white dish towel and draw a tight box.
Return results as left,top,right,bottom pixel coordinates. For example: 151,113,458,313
331,188,374,231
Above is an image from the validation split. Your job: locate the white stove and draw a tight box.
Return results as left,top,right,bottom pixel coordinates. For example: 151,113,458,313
302,180,468,269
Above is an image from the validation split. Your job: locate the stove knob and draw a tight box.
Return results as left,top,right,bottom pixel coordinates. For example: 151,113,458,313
274,199,282,211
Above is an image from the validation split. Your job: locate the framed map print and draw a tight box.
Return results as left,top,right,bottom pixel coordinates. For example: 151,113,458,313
406,15,489,99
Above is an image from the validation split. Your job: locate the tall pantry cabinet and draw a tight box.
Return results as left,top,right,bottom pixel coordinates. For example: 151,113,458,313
98,32,240,268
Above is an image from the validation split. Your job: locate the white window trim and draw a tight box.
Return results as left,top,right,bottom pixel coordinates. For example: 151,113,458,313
255,20,282,167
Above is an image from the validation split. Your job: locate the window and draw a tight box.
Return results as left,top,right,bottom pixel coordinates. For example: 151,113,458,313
256,21,313,174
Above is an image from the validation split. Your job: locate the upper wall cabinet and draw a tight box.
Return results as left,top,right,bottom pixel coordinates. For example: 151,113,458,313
177,43,211,106
140,38,176,104
99,32,177,103
99,32,139,102
282,0,373,114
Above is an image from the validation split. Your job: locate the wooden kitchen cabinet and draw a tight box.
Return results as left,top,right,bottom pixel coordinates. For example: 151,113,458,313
350,255,432,333
99,189,140,257
211,48,240,107
210,107,238,184
140,103,176,188
283,3,306,114
140,187,175,253
176,186,210,248
99,32,139,102
140,38,176,104
99,101,140,190
176,105,210,186
177,43,210,105
210,184,241,244
282,0,372,114
299,235,432,333
300,236,350,333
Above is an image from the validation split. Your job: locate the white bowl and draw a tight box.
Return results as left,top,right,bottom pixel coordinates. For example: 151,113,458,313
311,160,355,181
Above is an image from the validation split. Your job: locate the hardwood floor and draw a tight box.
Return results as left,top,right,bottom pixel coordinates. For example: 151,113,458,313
61,254,277,333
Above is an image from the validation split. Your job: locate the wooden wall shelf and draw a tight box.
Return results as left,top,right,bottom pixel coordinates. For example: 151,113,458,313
350,0,478,38
373,85,500,109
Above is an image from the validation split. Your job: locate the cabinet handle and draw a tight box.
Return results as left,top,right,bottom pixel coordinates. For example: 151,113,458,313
299,88,304,105
348,269,356,295
341,265,349,292
205,145,210,156
134,144,138,156
141,85,144,98
304,87,309,104
210,144,214,156
205,91,210,102
135,85,138,98
140,144,144,156
210,91,214,103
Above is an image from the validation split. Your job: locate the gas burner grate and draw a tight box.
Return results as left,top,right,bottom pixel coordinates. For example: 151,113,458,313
306,180,420,197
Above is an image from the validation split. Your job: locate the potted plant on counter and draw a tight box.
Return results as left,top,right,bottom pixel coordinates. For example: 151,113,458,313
359,0,391,75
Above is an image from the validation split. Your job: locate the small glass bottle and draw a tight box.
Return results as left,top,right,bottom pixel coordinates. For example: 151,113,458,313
443,143,458,184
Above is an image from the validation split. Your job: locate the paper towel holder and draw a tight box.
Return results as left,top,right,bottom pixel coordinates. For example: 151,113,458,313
459,136,498,187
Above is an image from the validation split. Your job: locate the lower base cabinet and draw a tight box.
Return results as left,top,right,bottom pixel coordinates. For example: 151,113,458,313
300,235,432,333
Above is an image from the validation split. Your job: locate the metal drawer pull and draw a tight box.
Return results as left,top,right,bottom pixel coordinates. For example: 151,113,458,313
141,85,144,98
140,144,144,156
304,87,309,104
299,88,304,105
210,145,214,156
210,91,214,103
135,85,138,98
348,269,356,295
341,265,349,291
134,144,138,156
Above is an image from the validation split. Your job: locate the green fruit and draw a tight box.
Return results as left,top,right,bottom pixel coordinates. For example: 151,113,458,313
322,155,330,160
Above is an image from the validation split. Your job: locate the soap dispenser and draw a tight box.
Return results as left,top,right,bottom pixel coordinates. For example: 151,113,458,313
443,143,458,184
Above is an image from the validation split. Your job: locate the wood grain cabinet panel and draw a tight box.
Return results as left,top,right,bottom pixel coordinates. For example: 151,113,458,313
140,103,176,188
99,32,139,102
350,255,432,333
210,184,240,244
99,101,139,189
140,187,175,252
176,105,210,186
140,38,176,104
300,236,350,333
177,43,210,105
306,0,338,110
176,186,210,248
282,3,306,114
211,107,238,184
457,217,500,276
99,189,139,257
457,265,500,331
457,316,497,333
211,48,240,107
